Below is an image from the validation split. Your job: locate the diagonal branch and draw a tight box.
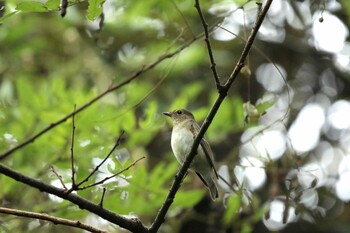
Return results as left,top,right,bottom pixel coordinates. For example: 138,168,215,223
0,163,149,233
74,130,125,188
77,156,145,190
0,207,108,233
224,1,267,88
0,36,202,162
50,165,68,190
149,1,273,232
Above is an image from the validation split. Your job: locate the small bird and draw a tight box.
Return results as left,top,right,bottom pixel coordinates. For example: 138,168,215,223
163,109,219,200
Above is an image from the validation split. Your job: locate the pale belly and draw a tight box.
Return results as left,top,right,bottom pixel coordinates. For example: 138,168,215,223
170,127,207,170
171,127,194,164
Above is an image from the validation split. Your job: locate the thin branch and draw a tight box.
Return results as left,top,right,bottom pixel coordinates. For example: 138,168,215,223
70,104,77,188
194,0,221,89
50,165,68,190
218,174,236,193
0,36,201,162
0,207,107,233
78,156,145,190
170,0,195,38
0,163,148,233
218,25,291,114
75,130,125,188
149,1,273,232
224,1,270,89
60,0,68,17
99,188,107,208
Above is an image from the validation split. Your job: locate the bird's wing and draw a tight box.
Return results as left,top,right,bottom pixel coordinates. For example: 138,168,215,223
190,120,219,179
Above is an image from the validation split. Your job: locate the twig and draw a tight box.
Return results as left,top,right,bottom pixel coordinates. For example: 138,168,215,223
50,165,68,190
0,207,107,233
218,174,236,193
60,0,68,17
194,0,221,89
0,163,148,233
170,0,195,38
75,130,125,188
218,25,291,114
0,35,202,162
149,1,273,232
78,156,145,190
99,188,107,208
70,104,77,189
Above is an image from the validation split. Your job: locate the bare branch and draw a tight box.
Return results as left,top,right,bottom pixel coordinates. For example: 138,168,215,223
0,36,202,162
70,104,77,189
224,1,271,89
99,188,107,208
78,156,145,190
0,163,148,233
194,0,221,89
60,0,68,17
0,207,107,233
50,165,68,190
149,1,273,232
75,131,125,188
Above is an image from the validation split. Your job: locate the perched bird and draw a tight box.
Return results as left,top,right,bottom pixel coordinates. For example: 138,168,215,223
163,109,219,200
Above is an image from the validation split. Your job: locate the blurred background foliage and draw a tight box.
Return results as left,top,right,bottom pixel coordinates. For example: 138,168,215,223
0,0,350,233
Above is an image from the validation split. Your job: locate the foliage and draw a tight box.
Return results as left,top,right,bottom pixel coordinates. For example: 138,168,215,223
1,0,350,233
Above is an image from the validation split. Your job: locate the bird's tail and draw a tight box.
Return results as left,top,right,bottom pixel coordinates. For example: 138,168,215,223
196,172,218,201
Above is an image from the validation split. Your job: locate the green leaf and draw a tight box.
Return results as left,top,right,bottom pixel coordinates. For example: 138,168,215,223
241,222,253,233
0,11,18,23
139,101,158,129
16,78,36,106
224,193,241,224
45,0,60,10
148,162,178,189
256,99,275,114
174,190,204,208
16,1,48,12
170,82,204,110
87,0,105,20
206,94,244,141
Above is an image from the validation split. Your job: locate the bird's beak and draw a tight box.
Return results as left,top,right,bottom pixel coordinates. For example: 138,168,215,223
163,112,171,117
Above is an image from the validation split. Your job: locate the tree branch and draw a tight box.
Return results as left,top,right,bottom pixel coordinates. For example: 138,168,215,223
0,163,148,233
0,207,108,233
50,165,68,190
149,1,273,232
194,0,221,89
74,131,125,189
78,156,145,190
224,1,269,89
0,36,202,162
70,104,77,189
99,188,107,207
1,1,273,232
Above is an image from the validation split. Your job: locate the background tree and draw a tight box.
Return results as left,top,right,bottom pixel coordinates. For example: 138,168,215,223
0,0,350,232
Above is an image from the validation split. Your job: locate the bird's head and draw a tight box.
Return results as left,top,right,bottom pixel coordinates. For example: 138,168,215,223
163,109,195,123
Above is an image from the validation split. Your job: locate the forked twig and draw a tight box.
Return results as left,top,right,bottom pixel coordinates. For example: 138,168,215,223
78,156,145,190
50,165,68,190
75,131,125,188
0,163,149,232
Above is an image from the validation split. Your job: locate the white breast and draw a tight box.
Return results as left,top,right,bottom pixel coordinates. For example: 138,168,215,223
171,126,194,164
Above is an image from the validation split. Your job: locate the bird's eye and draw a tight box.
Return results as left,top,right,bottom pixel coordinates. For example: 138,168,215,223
176,110,183,115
